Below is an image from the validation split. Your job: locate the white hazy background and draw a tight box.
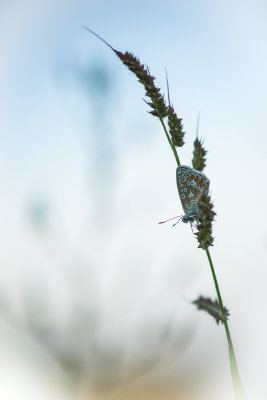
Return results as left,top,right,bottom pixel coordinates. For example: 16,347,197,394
1,1,267,399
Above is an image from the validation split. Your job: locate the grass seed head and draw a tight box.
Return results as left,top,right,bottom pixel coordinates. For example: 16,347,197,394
167,105,185,147
195,194,216,250
193,295,230,325
192,137,207,171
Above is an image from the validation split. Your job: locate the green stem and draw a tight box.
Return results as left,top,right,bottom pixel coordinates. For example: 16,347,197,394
206,248,247,400
154,98,247,399
152,100,181,166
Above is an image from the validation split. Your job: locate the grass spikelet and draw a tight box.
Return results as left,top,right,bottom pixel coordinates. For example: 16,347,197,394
83,27,168,117
193,296,230,325
195,194,216,250
192,137,207,171
167,105,185,147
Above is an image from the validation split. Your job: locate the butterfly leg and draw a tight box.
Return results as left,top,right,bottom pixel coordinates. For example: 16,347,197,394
189,222,198,234
190,222,198,233
172,217,182,227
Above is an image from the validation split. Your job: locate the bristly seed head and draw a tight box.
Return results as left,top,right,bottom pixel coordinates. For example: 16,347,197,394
113,49,169,117
193,295,230,325
192,137,207,171
195,194,216,250
83,27,186,136
167,105,185,147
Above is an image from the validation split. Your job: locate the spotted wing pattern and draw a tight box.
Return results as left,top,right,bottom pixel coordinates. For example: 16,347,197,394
176,166,210,222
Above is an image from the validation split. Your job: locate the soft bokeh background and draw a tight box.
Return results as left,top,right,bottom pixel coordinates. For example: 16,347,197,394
1,0,267,399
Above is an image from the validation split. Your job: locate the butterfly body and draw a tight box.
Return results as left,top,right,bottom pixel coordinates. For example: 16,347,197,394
176,165,210,223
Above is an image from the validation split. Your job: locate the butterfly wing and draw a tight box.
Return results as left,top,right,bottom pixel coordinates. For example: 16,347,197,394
176,166,210,215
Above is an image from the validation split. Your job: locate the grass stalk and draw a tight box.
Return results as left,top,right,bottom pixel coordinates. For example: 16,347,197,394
153,103,247,399
151,99,181,166
84,28,247,398
206,248,247,399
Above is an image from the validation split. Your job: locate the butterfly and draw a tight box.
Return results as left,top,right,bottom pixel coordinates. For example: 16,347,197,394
176,165,210,223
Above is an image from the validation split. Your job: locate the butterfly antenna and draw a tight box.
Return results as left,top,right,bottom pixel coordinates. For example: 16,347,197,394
158,215,181,224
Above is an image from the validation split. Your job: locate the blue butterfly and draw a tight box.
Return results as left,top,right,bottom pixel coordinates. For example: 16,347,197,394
176,165,210,223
